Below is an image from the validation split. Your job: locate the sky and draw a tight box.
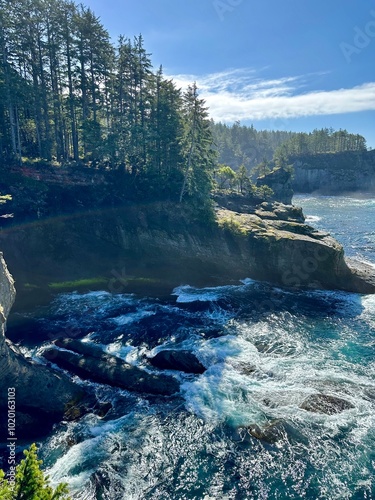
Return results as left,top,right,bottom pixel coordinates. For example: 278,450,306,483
83,0,375,147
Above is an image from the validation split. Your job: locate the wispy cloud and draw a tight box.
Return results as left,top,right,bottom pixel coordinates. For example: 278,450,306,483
169,69,375,122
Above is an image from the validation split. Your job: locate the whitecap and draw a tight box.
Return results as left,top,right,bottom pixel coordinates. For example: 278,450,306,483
111,309,156,326
305,215,322,223
172,284,222,303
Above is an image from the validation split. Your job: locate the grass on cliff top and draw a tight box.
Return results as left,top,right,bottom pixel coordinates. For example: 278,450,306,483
219,216,249,236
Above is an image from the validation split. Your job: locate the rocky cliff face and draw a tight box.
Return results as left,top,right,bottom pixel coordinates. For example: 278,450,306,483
0,201,373,306
0,253,93,437
292,150,375,194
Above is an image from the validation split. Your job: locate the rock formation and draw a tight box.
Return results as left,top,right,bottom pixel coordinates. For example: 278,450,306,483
256,167,294,204
0,253,95,437
292,150,375,194
0,199,374,305
148,350,206,374
45,338,180,396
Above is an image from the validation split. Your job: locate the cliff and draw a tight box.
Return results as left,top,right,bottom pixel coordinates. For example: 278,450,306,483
0,200,374,307
292,150,375,194
0,253,94,438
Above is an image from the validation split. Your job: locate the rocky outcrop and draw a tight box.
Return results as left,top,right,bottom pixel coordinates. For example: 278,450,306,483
216,205,375,294
257,167,294,204
44,338,180,396
0,254,96,437
148,350,206,374
292,150,375,194
0,197,374,308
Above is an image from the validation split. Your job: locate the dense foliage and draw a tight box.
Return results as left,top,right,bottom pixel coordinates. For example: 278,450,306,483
0,443,70,499
0,0,368,208
0,0,216,205
275,128,367,157
211,122,367,173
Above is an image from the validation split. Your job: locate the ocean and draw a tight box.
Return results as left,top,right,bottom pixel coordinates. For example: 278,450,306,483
8,196,375,499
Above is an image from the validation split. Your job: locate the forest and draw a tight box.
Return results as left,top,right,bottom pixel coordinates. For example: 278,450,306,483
211,122,368,174
0,0,368,207
0,0,217,205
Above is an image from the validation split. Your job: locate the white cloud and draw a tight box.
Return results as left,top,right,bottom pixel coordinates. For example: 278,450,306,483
169,69,375,122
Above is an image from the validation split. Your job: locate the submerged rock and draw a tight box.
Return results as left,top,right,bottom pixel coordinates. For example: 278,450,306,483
148,349,206,374
300,394,354,414
233,419,307,445
44,338,180,396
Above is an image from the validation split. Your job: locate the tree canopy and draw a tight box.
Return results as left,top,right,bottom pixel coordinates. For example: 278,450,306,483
0,443,70,499
0,0,216,205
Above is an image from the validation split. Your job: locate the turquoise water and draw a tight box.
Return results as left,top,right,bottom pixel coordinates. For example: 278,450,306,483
294,195,375,264
12,197,375,498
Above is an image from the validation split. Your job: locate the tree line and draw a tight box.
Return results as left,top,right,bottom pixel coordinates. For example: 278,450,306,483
0,0,216,205
0,0,368,206
275,128,367,158
211,122,367,173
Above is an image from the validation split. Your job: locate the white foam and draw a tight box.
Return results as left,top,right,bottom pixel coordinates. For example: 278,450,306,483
172,285,222,303
305,215,322,223
111,309,155,326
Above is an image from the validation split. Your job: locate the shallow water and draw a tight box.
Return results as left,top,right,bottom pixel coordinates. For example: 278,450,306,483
6,196,375,498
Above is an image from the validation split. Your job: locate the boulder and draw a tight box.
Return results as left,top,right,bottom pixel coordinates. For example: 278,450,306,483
148,350,206,374
44,339,180,396
300,394,354,414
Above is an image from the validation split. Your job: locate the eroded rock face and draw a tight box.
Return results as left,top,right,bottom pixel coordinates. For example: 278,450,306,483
1,199,374,306
257,167,294,205
217,205,375,294
0,254,93,437
292,150,375,195
300,394,354,415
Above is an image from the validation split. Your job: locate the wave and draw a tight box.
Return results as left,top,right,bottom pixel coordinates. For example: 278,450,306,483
305,215,322,223
111,309,156,326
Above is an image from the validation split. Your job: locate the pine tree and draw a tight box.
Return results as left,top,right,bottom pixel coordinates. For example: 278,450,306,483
0,443,70,499
179,83,216,204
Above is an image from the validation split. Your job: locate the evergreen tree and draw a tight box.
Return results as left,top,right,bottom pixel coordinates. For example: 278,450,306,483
0,443,70,499
179,83,216,204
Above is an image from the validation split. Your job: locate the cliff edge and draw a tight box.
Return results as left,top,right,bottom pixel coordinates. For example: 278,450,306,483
1,199,373,304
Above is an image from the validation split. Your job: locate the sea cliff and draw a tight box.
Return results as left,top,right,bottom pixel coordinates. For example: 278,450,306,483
0,198,374,305
292,150,375,194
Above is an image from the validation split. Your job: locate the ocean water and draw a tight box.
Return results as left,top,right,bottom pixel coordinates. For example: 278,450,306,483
9,196,375,499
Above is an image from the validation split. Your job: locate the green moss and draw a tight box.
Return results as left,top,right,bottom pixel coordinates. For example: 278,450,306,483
23,283,39,290
48,277,108,291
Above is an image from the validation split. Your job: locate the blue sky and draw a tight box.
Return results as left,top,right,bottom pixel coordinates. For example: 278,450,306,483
84,0,375,147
